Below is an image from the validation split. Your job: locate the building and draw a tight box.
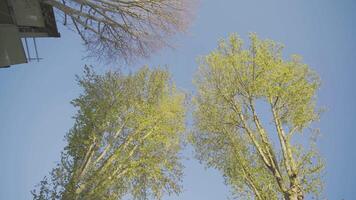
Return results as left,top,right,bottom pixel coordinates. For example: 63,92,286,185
0,0,60,68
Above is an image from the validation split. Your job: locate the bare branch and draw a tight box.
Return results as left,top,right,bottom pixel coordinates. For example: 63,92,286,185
41,0,195,63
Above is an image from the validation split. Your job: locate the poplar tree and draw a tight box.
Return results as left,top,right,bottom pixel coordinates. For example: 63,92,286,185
32,66,186,200
191,33,324,200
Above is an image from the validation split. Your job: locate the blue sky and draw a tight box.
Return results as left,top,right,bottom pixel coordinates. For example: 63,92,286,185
1,0,356,199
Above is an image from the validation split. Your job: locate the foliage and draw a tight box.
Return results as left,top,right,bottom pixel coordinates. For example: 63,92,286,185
191,33,324,200
32,66,186,200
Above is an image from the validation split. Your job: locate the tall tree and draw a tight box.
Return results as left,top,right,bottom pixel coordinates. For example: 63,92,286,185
42,0,195,62
191,33,324,200
32,66,186,200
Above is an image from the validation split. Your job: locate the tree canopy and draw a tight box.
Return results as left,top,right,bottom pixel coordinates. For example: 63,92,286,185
32,66,186,200
42,0,195,62
191,33,324,200
31,33,326,200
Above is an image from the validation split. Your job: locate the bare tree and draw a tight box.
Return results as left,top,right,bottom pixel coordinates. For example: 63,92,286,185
41,0,195,62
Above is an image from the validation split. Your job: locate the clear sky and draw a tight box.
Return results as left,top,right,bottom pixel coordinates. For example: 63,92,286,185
1,0,356,199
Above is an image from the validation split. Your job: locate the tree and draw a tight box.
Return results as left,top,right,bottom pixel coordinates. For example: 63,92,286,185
190,33,324,200
41,0,195,62
32,66,186,200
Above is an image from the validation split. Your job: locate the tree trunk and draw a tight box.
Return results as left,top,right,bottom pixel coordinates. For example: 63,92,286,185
285,185,303,200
